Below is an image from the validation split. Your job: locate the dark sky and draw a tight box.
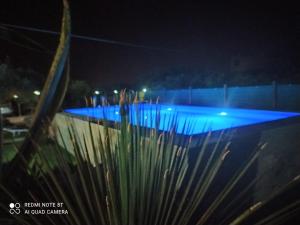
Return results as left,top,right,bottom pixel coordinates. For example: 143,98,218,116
0,1,299,87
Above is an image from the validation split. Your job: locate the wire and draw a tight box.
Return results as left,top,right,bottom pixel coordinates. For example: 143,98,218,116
0,26,52,53
0,25,53,54
0,22,182,53
0,35,51,54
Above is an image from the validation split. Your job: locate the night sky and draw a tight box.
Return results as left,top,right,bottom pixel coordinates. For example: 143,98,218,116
0,1,299,87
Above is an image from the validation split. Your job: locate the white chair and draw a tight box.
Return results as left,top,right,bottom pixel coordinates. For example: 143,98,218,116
3,127,29,137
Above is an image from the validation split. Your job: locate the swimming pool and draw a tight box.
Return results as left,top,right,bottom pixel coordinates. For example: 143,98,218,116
64,104,300,135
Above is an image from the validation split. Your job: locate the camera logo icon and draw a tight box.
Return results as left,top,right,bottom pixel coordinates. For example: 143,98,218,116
9,203,21,214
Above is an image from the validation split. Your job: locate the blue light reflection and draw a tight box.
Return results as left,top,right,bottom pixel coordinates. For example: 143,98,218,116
65,104,299,135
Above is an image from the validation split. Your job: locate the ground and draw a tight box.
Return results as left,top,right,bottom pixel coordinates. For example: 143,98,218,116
1,131,75,171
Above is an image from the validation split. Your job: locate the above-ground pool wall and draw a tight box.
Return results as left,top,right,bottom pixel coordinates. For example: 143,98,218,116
255,121,300,202
187,128,260,211
53,112,300,205
52,113,119,165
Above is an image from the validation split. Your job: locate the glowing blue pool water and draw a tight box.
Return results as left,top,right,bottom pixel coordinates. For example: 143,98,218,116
64,105,300,135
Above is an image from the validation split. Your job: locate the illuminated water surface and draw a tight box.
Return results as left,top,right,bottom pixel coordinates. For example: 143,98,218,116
65,104,300,135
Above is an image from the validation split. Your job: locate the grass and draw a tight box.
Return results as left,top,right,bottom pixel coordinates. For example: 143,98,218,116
1,131,25,163
1,131,75,170
2,144,18,163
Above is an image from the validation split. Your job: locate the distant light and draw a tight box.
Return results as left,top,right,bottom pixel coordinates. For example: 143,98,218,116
167,107,172,111
113,90,118,94
219,112,228,116
33,90,41,96
115,111,119,115
142,88,147,93
94,90,100,95
13,94,19,99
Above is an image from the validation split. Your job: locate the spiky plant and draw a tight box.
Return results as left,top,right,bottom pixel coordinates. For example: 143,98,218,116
1,95,299,225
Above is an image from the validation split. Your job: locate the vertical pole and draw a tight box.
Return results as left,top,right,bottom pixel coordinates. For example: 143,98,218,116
224,84,228,107
0,109,3,175
17,103,22,116
188,86,192,104
272,81,277,109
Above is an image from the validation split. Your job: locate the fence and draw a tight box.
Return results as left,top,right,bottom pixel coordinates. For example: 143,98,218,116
148,82,300,111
